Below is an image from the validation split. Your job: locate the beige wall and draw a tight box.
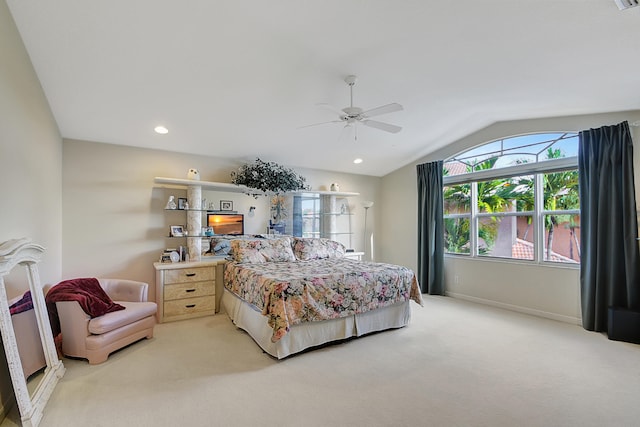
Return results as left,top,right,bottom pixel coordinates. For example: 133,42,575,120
380,110,640,324
62,139,381,303
0,0,63,419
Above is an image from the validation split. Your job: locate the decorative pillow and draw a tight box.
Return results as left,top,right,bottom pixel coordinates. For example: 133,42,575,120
210,238,231,255
230,237,296,264
292,237,346,261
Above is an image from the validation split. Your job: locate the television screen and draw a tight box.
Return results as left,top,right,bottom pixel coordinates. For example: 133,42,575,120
207,213,244,235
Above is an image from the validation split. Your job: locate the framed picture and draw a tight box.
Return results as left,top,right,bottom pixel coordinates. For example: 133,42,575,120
220,200,233,211
178,198,188,210
170,225,184,237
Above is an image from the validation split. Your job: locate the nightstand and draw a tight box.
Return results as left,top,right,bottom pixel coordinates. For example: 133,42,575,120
154,260,218,323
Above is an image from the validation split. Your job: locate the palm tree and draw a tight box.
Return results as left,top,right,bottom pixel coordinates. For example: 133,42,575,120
496,148,579,260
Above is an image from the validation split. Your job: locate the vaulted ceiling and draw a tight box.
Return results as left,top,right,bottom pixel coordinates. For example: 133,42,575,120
7,1,640,176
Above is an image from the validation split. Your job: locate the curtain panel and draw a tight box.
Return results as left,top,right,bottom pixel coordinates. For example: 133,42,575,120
416,161,444,295
578,120,640,332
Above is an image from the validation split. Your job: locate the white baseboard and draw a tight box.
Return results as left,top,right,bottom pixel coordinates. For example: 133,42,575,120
446,292,582,325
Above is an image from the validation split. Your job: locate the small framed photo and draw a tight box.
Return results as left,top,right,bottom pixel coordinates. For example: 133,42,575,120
178,198,188,210
170,225,184,237
220,200,233,211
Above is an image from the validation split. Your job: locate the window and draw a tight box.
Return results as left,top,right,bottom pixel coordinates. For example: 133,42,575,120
294,193,321,237
443,133,580,264
443,183,471,254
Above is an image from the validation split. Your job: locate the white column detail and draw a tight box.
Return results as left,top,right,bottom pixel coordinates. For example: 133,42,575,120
187,184,202,262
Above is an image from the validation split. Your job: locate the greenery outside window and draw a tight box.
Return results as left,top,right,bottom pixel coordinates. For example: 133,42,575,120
444,217,471,255
443,133,580,265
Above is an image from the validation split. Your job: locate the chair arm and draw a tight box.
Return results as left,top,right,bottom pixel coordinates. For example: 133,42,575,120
98,278,149,302
56,300,91,357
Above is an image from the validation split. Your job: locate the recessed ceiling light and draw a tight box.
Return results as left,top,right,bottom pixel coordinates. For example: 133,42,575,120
154,126,169,134
353,158,363,164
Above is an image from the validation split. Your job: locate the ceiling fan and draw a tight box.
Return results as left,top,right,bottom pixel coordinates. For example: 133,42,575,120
301,75,403,140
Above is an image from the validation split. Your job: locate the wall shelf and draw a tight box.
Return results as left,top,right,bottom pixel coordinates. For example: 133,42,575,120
291,190,360,197
154,177,250,193
154,177,360,196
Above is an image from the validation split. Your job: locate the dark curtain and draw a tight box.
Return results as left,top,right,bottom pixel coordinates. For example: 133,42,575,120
578,121,640,332
416,161,445,295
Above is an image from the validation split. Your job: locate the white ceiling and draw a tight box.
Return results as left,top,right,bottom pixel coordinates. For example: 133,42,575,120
7,1,640,177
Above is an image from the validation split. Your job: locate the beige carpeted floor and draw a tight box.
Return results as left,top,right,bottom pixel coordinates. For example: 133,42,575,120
3,296,640,427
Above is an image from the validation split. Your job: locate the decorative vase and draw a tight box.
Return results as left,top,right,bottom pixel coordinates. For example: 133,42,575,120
330,183,340,192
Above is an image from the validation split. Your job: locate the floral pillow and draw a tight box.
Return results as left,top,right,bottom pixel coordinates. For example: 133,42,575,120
292,237,346,261
230,237,296,264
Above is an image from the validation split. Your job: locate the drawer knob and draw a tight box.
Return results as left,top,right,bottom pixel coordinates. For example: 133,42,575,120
185,273,196,277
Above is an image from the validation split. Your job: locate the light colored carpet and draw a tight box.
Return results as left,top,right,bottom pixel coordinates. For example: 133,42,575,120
3,296,640,427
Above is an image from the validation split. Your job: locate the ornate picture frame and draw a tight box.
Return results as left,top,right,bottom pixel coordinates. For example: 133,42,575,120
0,238,65,426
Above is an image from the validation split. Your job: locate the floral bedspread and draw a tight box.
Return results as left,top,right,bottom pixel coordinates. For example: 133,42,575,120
224,258,423,342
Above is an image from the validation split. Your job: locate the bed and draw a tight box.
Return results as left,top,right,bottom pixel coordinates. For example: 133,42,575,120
222,236,423,358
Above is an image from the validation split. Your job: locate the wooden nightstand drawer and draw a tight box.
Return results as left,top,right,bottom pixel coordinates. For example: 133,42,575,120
164,267,214,285
164,296,215,318
164,281,214,301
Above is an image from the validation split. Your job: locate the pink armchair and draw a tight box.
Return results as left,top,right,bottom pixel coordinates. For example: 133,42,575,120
54,278,157,364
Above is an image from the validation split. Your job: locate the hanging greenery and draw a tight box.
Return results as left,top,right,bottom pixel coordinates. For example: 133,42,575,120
230,158,310,196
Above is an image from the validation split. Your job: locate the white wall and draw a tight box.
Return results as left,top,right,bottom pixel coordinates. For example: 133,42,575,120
62,139,381,303
380,110,640,324
0,0,63,418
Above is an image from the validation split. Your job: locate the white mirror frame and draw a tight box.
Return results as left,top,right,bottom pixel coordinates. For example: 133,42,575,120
0,238,65,426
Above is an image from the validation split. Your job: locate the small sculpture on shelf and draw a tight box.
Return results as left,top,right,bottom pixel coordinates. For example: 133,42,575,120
187,168,200,180
165,196,177,210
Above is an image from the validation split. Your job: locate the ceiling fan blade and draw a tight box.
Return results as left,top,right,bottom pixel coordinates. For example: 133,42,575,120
297,119,342,129
316,103,346,116
362,120,402,134
362,103,403,118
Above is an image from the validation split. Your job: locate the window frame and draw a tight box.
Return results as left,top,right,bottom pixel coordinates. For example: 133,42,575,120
443,144,579,267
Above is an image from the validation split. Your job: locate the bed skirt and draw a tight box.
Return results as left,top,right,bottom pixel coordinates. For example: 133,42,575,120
222,288,412,359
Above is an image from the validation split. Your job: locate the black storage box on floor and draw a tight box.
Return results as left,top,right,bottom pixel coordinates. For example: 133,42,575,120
608,307,640,344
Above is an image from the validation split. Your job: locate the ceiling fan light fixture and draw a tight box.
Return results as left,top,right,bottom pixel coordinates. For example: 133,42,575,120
344,75,358,86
